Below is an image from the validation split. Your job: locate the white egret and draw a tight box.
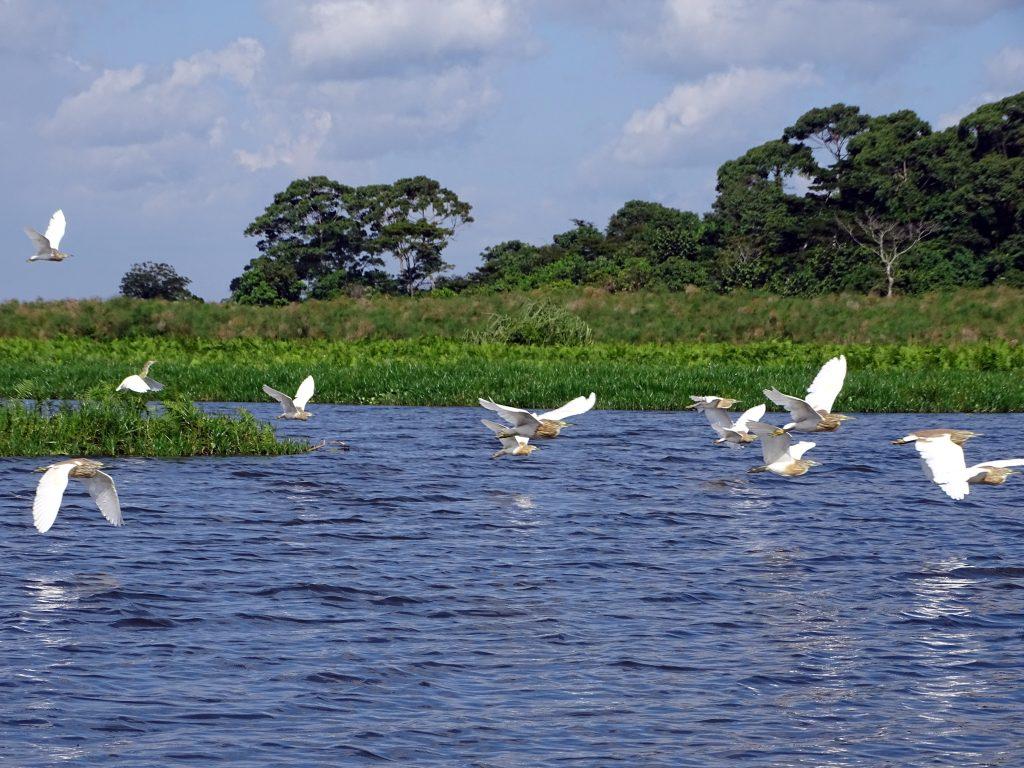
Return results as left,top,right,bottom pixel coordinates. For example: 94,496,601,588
263,375,315,420
699,403,767,448
894,431,1024,500
687,395,740,410
746,421,820,477
764,355,852,432
482,419,538,458
891,428,978,448
25,209,71,262
116,360,164,393
32,458,122,533
478,392,596,439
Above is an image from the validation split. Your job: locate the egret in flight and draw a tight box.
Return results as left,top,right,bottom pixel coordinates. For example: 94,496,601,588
263,375,315,420
687,395,740,410
478,392,596,439
695,402,767,448
764,355,852,432
891,428,978,447
746,421,820,477
32,458,122,533
116,360,165,393
25,209,72,262
482,419,539,458
893,431,1024,500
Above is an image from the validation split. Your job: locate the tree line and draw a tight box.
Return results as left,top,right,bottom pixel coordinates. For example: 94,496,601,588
121,91,1023,303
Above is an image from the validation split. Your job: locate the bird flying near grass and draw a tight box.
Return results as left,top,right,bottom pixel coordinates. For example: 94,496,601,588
893,431,1024,500
263,375,315,420
746,421,820,477
25,209,72,262
482,419,539,458
116,360,165,393
764,355,852,432
478,392,596,438
32,458,122,533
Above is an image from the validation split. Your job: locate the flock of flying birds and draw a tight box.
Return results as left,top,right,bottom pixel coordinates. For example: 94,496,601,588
21,210,1024,535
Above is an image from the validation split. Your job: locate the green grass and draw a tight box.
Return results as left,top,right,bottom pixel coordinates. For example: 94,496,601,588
0,338,1021,413
2,286,1023,344
0,391,312,458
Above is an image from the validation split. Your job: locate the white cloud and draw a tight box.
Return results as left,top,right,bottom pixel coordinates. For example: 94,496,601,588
281,0,521,78
584,0,1021,77
936,45,1024,128
235,110,333,171
612,65,821,166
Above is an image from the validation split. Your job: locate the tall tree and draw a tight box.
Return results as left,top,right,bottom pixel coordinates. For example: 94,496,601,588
838,214,938,297
363,176,473,293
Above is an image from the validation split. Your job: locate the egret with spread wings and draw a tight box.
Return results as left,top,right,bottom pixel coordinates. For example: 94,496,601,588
116,360,165,393
893,431,1024,500
746,421,820,477
698,403,767,448
764,355,852,432
482,419,539,458
263,375,315,420
32,458,123,533
478,392,596,439
25,209,72,262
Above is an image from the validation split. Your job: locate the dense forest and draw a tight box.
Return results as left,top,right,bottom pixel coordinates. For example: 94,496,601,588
220,91,1022,305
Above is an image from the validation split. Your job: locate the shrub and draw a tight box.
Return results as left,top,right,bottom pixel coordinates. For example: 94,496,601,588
472,300,592,346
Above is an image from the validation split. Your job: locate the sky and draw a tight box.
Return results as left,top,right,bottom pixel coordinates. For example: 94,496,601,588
2,0,1022,301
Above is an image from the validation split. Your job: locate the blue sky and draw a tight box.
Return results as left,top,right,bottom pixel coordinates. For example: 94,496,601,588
2,0,1022,301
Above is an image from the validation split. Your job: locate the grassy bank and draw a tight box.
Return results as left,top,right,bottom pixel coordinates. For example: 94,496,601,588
1,338,1021,412
2,287,1023,344
0,393,312,458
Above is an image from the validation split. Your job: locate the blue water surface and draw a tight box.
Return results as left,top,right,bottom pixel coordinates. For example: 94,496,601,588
1,406,1023,767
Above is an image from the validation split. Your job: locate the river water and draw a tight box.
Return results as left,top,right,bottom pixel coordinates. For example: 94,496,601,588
2,406,1023,766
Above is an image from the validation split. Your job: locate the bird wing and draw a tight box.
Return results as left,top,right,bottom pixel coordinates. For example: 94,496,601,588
747,421,790,465
263,384,296,414
914,435,969,500
805,355,847,413
764,388,819,425
141,377,164,392
700,406,734,431
514,436,530,447
478,398,539,428
33,463,74,533
24,227,50,256
537,392,596,422
968,458,1024,470
293,376,315,411
497,435,520,450
44,209,66,250
116,375,151,393
481,418,512,437
789,441,816,460
733,403,766,432
82,471,123,527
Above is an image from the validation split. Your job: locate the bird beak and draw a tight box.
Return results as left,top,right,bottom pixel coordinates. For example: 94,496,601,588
843,415,856,420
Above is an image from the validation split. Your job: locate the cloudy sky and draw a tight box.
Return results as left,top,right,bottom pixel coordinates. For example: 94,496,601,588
2,0,1022,300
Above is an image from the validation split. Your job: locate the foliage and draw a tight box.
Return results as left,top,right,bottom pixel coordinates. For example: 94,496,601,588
0,389,311,457
120,262,198,301
0,337,1021,413
472,301,592,346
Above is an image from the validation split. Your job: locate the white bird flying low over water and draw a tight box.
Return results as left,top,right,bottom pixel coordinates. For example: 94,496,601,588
687,395,740,410
32,458,122,533
263,375,315,420
764,355,852,432
893,431,1024,500
695,402,767,448
478,392,596,439
25,209,71,262
116,360,165,393
482,419,539,458
746,421,820,477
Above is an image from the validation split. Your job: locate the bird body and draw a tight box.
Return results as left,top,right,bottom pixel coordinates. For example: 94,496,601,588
764,355,851,432
263,376,315,419
482,419,539,458
25,209,71,262
891,428,978,447
694,401,766,448
32,458,122,533
746,421,819,476
687,395,740,410
116,360,165,393
478,392,596,439
894,431,1023,500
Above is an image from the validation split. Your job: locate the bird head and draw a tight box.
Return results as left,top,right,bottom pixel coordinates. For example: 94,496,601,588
891,435,915,445
836,414,855,421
